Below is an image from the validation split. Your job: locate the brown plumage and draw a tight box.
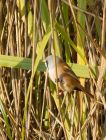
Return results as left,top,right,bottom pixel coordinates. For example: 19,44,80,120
45,55,94,99
57,73,94,98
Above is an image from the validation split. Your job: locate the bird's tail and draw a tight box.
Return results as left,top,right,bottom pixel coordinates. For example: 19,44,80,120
75,84,94,99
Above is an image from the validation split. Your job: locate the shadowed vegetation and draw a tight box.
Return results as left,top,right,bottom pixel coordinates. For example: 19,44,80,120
0,0,106,140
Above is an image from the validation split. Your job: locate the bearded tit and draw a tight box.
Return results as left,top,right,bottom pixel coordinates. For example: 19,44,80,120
45,55,94,99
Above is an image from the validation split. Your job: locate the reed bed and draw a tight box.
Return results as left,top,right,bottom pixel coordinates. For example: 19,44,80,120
0,0,106,140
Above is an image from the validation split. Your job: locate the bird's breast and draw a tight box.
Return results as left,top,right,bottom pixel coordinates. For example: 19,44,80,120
48,67,62,83
48,68,56,83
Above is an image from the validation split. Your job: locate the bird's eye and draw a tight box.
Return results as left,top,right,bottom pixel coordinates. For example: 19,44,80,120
45,60,48,68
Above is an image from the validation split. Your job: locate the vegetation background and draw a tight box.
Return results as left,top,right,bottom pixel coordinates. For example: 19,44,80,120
0,0,106,140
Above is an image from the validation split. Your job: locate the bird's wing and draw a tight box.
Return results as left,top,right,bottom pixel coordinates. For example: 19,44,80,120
63,63,79,81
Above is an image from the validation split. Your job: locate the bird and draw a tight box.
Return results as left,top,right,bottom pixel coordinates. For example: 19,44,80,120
45,55,94,99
